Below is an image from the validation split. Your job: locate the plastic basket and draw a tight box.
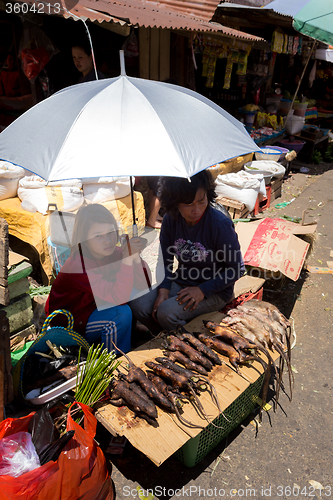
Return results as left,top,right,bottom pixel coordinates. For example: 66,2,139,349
174,373,264,467
13,309,90,401
47,236,70,275
223,287,263,312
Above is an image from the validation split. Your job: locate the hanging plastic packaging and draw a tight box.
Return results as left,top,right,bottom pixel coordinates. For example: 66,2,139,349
18,23,59,82
0,432,40,477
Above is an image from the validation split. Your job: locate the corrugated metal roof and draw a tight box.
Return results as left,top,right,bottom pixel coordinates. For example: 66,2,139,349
218,2,292,18
62,4,116,23
73,0,264,38
18,0,263,39
15,0,128,24
148,0,222,22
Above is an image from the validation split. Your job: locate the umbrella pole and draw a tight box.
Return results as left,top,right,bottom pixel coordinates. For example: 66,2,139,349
129,176,152,291
130,176,138,237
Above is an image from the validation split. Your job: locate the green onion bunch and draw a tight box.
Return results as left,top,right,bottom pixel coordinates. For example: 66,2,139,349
74,344,121,407
29,284,52,297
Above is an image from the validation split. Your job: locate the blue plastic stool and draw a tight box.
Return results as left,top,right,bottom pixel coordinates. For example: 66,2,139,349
47,236,70,275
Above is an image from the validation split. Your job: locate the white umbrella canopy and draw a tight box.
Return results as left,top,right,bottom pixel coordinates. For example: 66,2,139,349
0,72,260,182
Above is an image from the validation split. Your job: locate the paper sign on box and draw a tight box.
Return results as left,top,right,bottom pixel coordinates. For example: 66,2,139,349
236,218,317,281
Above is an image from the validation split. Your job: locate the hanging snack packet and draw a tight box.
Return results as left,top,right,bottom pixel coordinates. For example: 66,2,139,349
230,50,240,64
237,50,248,75
223,59,233,89
205,77,214,88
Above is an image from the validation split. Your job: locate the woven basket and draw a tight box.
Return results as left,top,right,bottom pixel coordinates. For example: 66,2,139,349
13,309,90,401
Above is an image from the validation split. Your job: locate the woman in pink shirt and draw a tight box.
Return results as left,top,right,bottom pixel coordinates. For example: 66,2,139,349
46,204,150,353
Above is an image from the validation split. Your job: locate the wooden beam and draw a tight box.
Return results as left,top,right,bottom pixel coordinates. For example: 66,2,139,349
159,30,171,82
0,310,12,418
0,219,9,306
0,354,3,422
150,28,160,81
0,219,8,284
0,285,9,307
139,27,150,79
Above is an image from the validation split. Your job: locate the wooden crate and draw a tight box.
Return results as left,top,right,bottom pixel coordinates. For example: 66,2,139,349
270,177,283,202
216,196,250,219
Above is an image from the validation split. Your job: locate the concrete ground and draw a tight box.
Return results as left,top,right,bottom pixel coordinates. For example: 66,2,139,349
102,159,333,500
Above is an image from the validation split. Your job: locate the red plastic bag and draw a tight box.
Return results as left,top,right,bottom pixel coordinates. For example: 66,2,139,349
18,23,58,81
0,403,114,500
20,48,50,81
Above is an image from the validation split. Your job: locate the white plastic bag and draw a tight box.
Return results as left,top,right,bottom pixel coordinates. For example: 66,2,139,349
0,431,40,477
18,175,83,214
82,176,131,203
0,161,25,201
215,171,266,211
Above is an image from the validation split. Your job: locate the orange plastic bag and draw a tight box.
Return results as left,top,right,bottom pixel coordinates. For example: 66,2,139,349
0,402,114,500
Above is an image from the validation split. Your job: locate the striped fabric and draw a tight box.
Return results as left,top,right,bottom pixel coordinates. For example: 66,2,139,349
85,320,118,352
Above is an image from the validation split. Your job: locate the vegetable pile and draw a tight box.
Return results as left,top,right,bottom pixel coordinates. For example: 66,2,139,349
74,345,121,407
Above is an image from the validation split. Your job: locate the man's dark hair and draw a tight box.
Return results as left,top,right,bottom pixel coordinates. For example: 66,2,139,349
158,170,217,218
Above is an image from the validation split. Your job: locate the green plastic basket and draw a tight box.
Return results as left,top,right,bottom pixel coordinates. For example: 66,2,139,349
174,373,264,467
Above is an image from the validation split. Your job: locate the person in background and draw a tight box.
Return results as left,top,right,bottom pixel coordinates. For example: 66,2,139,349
0,53,20,97
45,204,150,353
130,170,245,334
72,41,105,83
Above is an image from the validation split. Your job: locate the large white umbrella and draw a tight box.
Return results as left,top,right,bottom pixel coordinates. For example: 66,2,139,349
0,57,260,183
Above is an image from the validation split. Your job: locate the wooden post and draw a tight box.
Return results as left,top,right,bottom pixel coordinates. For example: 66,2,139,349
0,352,4,422
0,218,9,307
0,219,13,420
150,28,160,81
139,27,150,79
0,310,12,422
159,30,171,82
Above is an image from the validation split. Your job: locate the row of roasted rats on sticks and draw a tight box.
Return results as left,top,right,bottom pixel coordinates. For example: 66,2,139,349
108,300,293,428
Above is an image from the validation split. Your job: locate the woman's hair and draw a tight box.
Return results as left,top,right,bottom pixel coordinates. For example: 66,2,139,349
71,41,92,57
71,204,118,253
158,170,217,218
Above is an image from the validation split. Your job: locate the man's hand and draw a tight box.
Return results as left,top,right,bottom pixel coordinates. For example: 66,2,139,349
152,288,169,321
176,286,204,311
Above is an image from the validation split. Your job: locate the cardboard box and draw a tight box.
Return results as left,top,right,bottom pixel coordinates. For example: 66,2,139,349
236,218,317,281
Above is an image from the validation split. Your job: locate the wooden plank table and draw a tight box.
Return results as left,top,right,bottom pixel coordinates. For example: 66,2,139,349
95,311,279,466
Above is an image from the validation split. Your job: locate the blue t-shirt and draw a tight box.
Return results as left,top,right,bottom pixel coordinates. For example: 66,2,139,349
158,205,245,302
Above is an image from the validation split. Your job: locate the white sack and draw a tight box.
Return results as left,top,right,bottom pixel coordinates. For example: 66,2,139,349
18,175,83,215
215,171,266,211
82,176,131,203
0,161,25,201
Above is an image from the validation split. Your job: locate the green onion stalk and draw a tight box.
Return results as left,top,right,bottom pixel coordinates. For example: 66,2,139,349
74,344,122,408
